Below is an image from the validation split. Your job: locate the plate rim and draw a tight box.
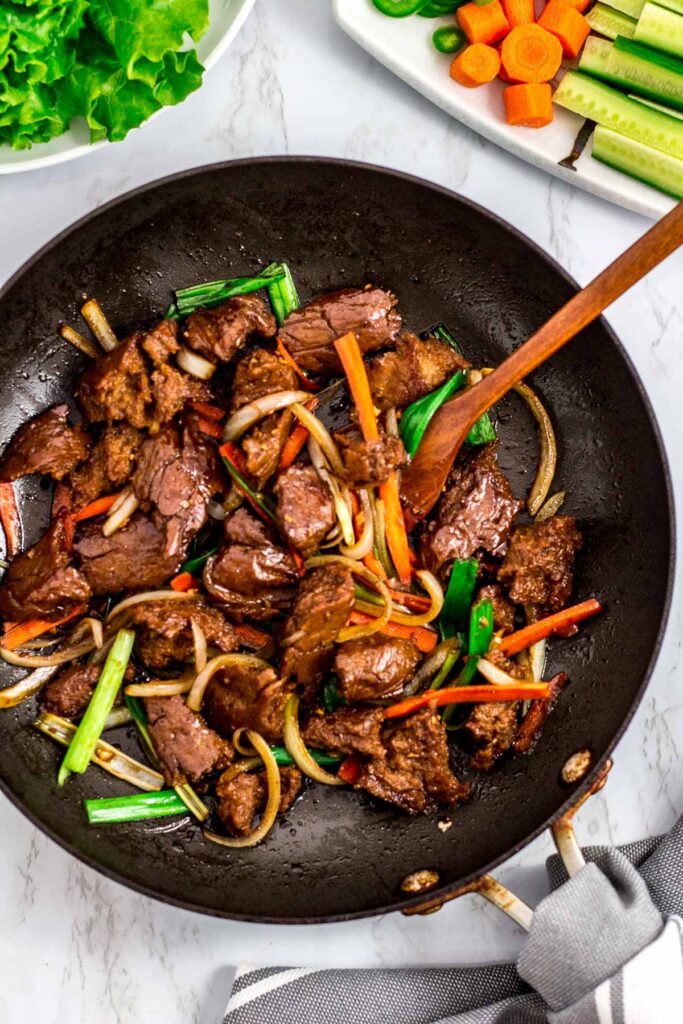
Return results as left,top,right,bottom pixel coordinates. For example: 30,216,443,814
0,155,675,923
0,0,257,177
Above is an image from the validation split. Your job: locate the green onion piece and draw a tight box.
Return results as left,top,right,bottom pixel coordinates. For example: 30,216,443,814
170,262,286,318
85,790,188,825
267,263,300,325
322,679,348,713
440,558,478,638
429,647,461,690
58,629,135,786
269,745,341,767
432,26,467,52
465,410,497,447
221,456,279,526
372,0,432,15
399,369,467,458
124,696,210,822
457,596,495,687
179,547,219,576
430,322,465,357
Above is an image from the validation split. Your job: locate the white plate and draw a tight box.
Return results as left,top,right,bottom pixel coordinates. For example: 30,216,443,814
333,0,676,219
0,0,256,175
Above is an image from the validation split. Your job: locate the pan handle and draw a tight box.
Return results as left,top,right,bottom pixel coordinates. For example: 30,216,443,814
403,760,612,922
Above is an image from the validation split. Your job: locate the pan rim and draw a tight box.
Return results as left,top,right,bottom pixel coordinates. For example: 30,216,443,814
0,155,676,924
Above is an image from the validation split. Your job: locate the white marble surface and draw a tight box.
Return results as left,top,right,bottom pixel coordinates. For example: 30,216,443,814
0,2,681,1022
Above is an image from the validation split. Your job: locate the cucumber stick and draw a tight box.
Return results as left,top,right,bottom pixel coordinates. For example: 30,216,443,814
657,0,683,15
593,124,683,194
554,70,683,156
580,36,683,111
601,0,646,19
634,3,683,59
629,91,683,116
586,3,637,38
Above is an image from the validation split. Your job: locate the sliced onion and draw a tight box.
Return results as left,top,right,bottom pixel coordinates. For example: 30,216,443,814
223,486,244,515
355,570,443,628
191,619,207,674
177,346,216,380
535,491,566,523
34,711,164,791
402,637,460,698
103,705,134,729
290,403,345,476
308,437,355,546
207,498,227,522
217,756,261,783
0,637,96,668
81,299,118,352
304,554,393,642
340,488,374,560
187,653,271,712
385,406,399,438
125,678,193,697
0,665,60,709
102,488,139,537
203,729,281,848
283,693,344,786
59,324,100,359
371,495,394,579
106,589,195,623
223,390,308,442
85,617,104,649
481,368,557,516
477,657,533,687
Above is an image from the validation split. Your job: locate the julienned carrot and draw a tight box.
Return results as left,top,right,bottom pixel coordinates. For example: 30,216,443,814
499,599,603,657
71,492,122,523
347,611,438,653
276,337,319,391
338,754,362,785
450,43,501,88
186,400,225,421
234,623,271,649
333,332,380,443
170,571,196,592
0,605,88,652
502,0,534,26
363,550,388,580
0,481,21,558
384,682,551,720
334,332,412,585
549,0,590,12
500,24,562,83
219,442,250,478
537,0,590,58
457,0,511,45
504,83,554,126
278,397,319,471
196,417,224,440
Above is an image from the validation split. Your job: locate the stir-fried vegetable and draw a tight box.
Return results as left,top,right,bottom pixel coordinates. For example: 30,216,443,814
283,694,345,786
219,443,279,526
0,605,87,652
58,628,135,786
322,679,348,713
204,730,281,848
384,681,550,719
170,571,197,593
440,558,478,638
81,299,117,352
84,790,189,825
0,666,59,710
170,262,287,318
0,482,21,559
71,492,122,523
498,598,603,656
399,370,468,458
346,610,439,651
276,337,318,390
268,263,300,325
457,596,495,686
223,390,309,443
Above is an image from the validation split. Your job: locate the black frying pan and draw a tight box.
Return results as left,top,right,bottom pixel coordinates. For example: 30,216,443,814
0,159,674,923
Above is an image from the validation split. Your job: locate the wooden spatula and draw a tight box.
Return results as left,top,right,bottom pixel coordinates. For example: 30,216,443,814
400,201,683,525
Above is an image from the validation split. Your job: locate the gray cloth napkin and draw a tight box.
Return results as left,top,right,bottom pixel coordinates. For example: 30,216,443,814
222,816,683,1024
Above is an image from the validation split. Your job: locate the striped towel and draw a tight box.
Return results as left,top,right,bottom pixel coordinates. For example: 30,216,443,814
222,816,683,1024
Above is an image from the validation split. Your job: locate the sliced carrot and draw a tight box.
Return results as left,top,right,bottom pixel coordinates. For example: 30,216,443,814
289,544,306,577
499,598,603,657
537,0,590,57
170,571,197,592
276,336,319,391
378,475,412,585
0,605,88,652
502,0,535,25
196,417,224,440
187,400,225,421
338,754,362,785
504,82,554,126
0,482,21,559
363,550,388,581
384,681,551,720
278,397,319,472
457,1,511,45
347,611,438,653
450,43,501,87
333,332,380,444
71,492,122,523
234,623,271,649
553,0,590,11
500,24,562,83
219,442,250,478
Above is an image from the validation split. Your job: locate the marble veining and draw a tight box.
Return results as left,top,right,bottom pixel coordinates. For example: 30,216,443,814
0,2,681,1022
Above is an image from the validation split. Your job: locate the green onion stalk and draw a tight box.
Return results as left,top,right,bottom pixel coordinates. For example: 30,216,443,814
169,262,287,318
267,263,300,325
